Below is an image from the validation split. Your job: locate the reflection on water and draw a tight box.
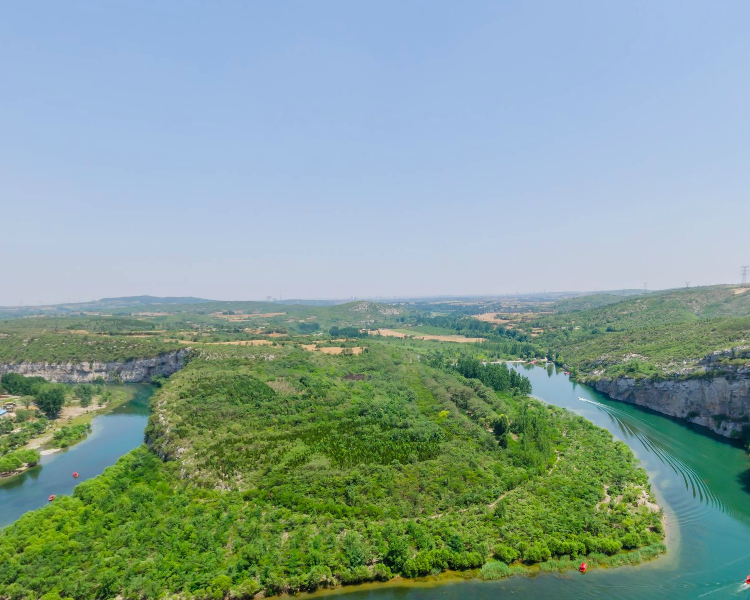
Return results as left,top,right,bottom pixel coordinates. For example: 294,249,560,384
0,384,153,528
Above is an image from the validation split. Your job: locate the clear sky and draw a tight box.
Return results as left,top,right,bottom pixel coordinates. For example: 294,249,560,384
2,1,749,304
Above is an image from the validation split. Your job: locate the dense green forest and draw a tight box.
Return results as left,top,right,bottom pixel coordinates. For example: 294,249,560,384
415,315,532,342
0,343,663,599
530,285,750,379
400,286,750,381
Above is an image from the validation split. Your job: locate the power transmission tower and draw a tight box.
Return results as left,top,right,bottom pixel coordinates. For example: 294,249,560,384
644,282,647,293
742,266,749,287
685,281,690,288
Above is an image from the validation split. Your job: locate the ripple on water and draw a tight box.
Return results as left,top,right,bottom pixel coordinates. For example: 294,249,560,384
578,397,727,516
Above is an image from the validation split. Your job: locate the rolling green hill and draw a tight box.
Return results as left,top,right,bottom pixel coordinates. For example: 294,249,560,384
0,342,663,598
0,301,412,364
535,285,750,377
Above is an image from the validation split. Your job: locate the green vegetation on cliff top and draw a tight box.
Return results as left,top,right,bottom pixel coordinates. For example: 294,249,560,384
531,285,750,378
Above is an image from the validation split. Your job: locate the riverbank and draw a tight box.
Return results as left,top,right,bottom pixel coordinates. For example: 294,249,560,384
0,386,138,480
292,545,667,600
0,385,154,528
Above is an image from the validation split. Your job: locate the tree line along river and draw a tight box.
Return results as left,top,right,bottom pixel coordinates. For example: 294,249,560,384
0,384,153,528
1,371,750,599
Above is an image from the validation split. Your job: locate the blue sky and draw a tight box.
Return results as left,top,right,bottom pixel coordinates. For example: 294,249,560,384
1,1,749,304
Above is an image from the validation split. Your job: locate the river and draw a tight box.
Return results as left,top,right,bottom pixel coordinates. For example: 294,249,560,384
0,384,153,528
320,363,750,600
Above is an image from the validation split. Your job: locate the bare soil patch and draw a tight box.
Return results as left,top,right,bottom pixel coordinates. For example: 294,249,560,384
370,329,406,338
300,344,364,355
370,329,484,343
473,312,510,324
214,312,286,321
319,347,364,355
120,333,164,338
267,379,298,394
60,404,100,420
178,340,274,346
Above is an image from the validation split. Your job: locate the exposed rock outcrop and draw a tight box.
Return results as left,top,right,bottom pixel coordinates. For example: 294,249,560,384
593,351,750,439
0,350,189,383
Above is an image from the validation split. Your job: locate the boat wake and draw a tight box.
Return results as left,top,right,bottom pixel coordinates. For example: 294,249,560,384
577,397,726,514
697,582,749,597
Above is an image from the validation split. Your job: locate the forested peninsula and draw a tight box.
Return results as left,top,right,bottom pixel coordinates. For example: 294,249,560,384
0,342,664,599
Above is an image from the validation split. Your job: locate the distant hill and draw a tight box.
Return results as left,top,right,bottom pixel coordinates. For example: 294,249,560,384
535,284,750,376
95,296,213,306
0,296,216,319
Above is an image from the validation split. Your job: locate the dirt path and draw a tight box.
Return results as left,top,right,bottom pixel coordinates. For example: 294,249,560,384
547,451,561,475
26,433,53,450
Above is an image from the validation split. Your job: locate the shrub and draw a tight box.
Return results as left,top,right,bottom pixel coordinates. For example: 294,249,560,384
523,543,551,564
448,551,484,570
372,564,393,581
480,560,511,580
402,552,432,577
304,566,332,590
494,544,520,564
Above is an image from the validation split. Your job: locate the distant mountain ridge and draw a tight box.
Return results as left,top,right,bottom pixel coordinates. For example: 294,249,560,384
95,296,213,305
0,295,217,318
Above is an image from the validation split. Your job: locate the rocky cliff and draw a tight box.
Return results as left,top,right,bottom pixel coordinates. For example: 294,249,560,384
0,349,189,383
593,350,750,439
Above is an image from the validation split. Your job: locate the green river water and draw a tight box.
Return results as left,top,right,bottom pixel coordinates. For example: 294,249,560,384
1,371,749,598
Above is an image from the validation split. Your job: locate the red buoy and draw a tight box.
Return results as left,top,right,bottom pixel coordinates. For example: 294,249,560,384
72,472,79,479
579,562,587,573
48,495,55,502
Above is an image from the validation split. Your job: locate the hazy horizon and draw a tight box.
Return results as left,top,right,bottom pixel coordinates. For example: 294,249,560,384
0,283,741,309
2,1,749,305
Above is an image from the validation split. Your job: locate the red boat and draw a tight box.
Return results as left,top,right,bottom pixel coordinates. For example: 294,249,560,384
579,562,587,573
745,574,750,585
48,494,55,502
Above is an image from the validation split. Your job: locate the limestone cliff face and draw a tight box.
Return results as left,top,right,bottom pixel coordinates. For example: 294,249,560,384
593,353,750,439
0,349,189,383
